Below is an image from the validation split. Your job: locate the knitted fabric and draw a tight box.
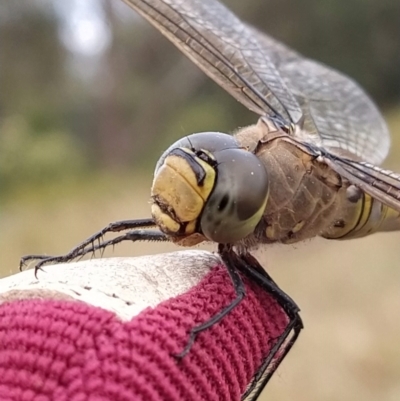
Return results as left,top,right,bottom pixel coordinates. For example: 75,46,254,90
0,264,288,401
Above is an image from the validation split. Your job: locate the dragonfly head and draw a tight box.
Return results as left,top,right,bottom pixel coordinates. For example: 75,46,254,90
151,132,269,245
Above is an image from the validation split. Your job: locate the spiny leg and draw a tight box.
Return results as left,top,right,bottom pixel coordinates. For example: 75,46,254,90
175,245,302,362
241,252,300,318
242,315,301,400
237,253,303,400
29,229,168,276
67,229,169,260
20,218,156,271
174,244,247,358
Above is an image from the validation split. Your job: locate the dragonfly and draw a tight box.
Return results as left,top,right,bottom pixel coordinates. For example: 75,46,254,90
21,0,400,399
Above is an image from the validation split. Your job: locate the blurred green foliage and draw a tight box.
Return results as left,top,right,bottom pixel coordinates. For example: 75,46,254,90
0,0,399,200
0,114,86,195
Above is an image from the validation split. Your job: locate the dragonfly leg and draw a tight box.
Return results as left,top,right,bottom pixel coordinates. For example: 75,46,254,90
19,218,156,271
65,229,168,262
175,242,302,397
238,252,303,400
242,313,302,400
174,244,246,358
23,229,167,278
240,252,300,317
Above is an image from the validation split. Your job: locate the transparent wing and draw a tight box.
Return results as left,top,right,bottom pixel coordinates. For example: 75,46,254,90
248,27,390,165
122,0,303,123
324,156,400,212
122,0,390,165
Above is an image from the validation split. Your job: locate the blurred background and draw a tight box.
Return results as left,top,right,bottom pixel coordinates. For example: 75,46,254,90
1,0,400,400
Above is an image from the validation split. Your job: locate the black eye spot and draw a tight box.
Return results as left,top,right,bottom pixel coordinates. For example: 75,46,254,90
218,194,229,211
196,150,216,166
195,150,208,160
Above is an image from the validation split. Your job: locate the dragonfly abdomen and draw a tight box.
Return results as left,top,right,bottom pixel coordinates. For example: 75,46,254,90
322,192,400,240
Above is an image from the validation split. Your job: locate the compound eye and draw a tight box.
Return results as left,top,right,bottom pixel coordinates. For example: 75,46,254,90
200,148,269,244
155,132,239,175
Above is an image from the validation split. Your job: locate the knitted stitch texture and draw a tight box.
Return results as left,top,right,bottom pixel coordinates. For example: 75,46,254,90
0,265,288,401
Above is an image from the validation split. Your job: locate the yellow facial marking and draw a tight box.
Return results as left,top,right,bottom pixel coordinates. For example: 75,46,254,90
152,157,205,222
151,149,217,238
151,203,180,234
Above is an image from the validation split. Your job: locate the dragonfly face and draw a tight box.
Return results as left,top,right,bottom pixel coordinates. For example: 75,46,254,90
151,132,269,245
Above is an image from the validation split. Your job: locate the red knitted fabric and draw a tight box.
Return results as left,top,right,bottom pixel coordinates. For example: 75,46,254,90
0,264,288,401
